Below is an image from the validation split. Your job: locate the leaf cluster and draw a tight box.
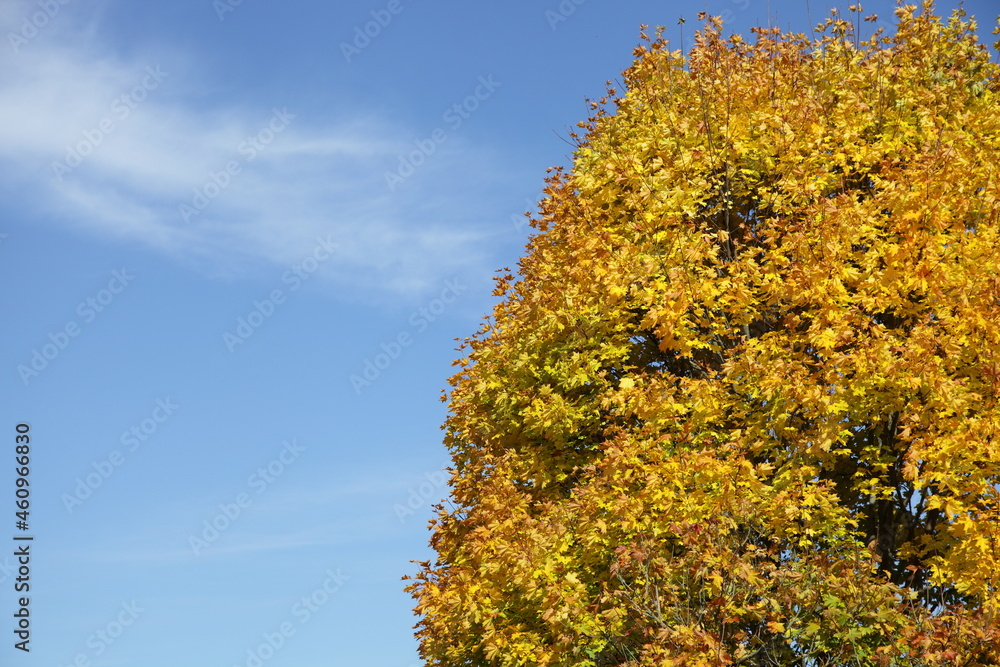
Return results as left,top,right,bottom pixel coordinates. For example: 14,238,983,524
407,3,1000,665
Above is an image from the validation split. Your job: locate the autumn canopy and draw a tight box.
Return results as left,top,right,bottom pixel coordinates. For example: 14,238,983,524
407,3,1000,665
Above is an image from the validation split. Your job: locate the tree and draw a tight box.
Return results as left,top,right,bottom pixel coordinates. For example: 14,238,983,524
405,3,1000,665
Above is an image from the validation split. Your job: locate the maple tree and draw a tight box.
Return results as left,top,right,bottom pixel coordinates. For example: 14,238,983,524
406,3,1000,665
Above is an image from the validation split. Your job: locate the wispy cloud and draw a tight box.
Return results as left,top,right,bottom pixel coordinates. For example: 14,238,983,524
52,462,439,565
0,0,503,298
69,515,396,565
61,526,365,565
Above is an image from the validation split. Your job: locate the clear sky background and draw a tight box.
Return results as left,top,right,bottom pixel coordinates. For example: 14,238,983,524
0,1,995,666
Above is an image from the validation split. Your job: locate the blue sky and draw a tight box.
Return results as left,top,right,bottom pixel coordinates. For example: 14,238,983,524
0,1,995,666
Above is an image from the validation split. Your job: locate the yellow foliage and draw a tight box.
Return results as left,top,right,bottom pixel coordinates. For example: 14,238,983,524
406,4,1000,665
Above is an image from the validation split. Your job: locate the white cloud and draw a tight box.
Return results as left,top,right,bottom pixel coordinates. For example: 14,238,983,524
0,0,505,299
